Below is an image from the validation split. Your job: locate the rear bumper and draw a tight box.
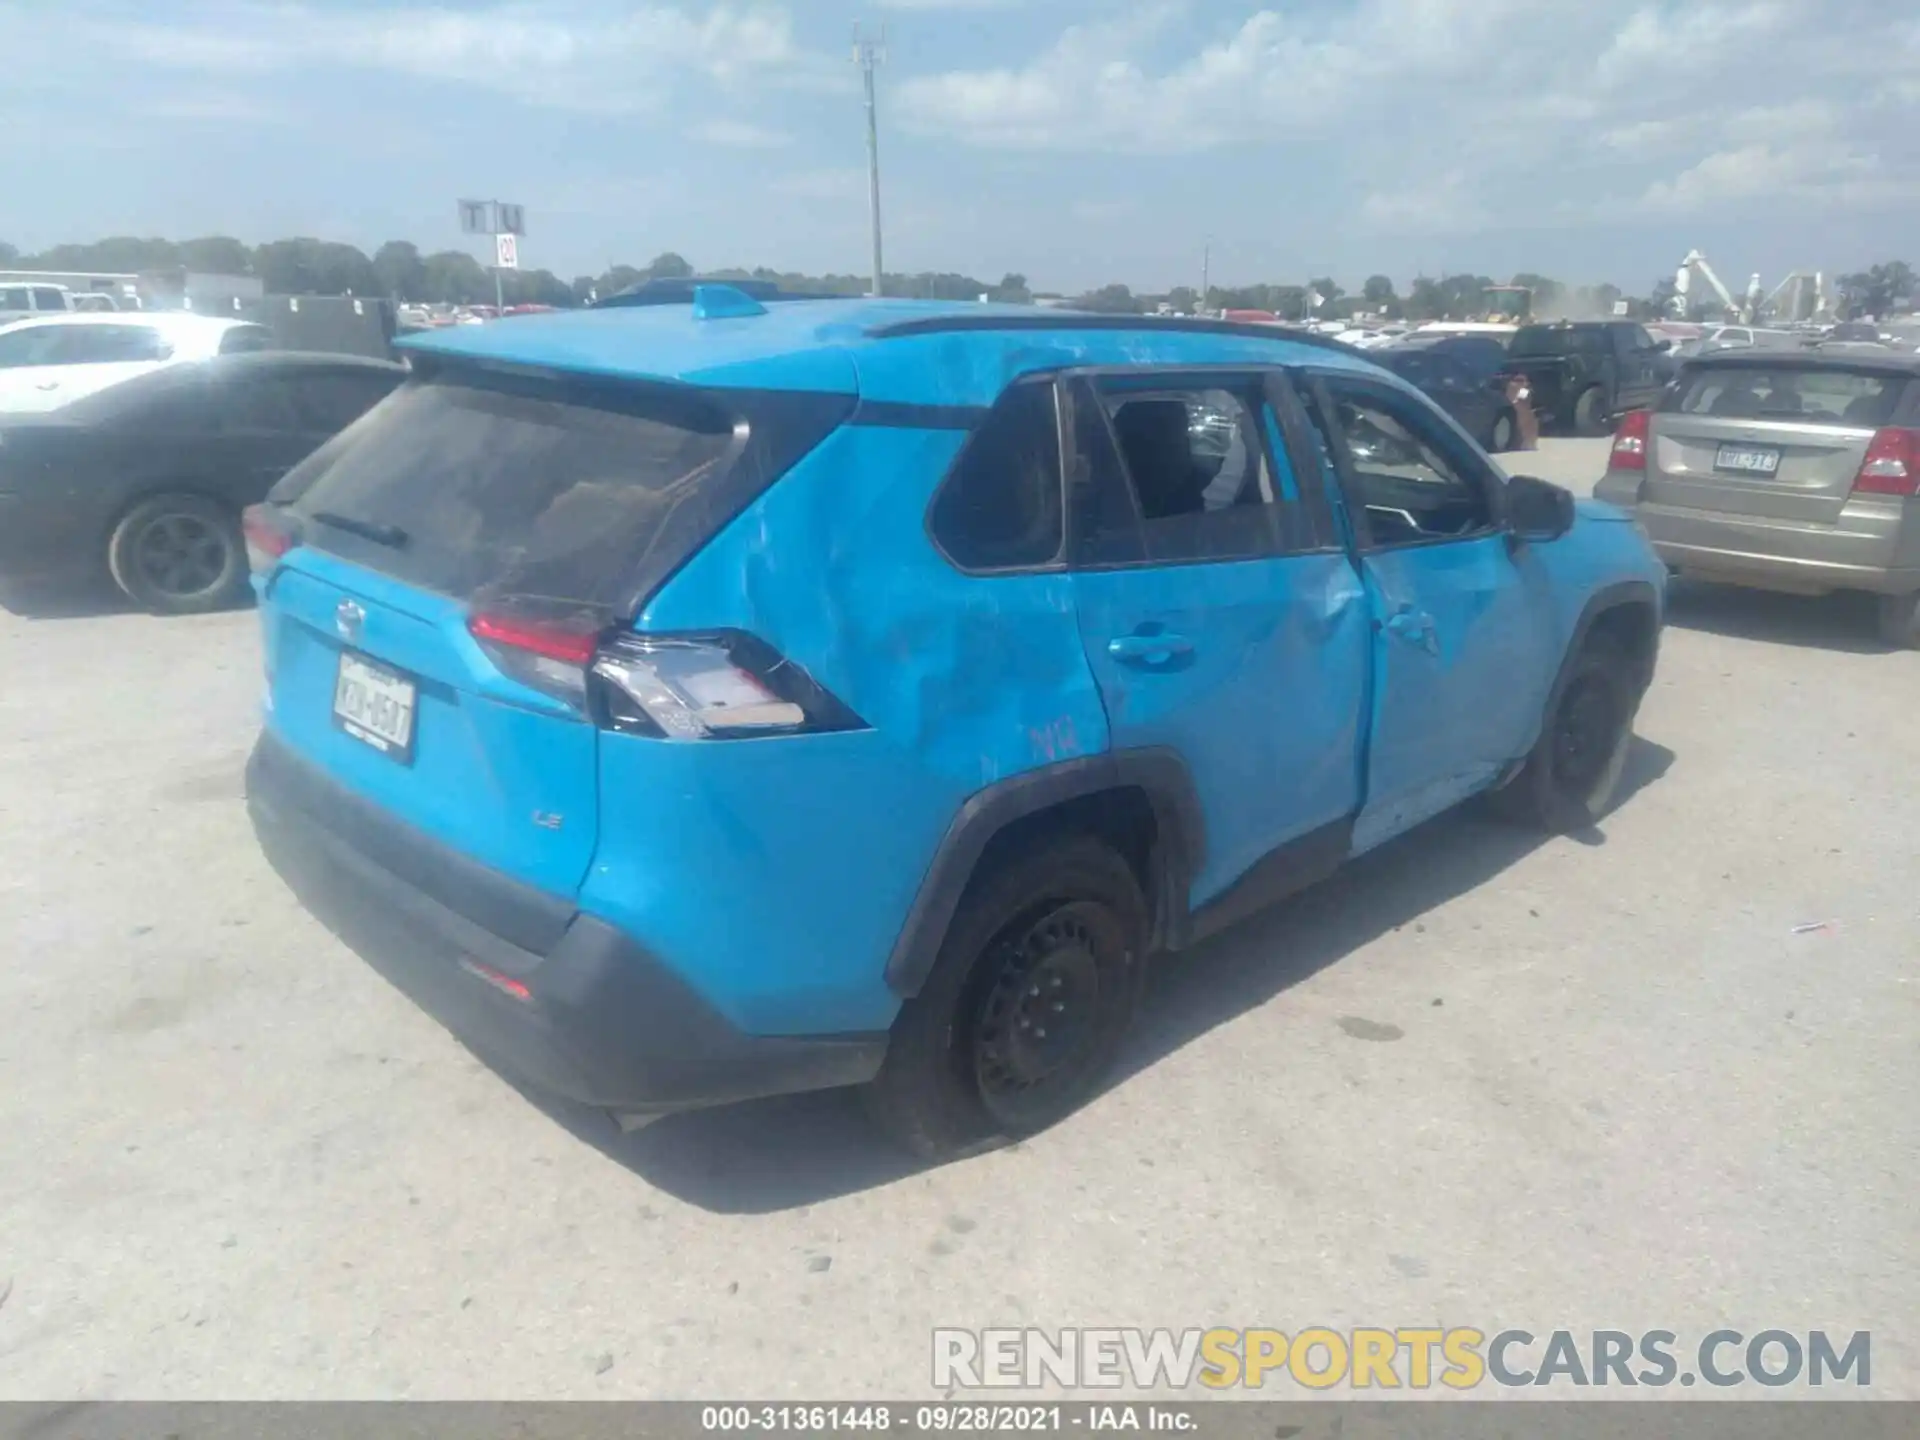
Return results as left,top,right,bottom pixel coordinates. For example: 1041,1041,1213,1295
1593,475,1918,596
245,729,887,1115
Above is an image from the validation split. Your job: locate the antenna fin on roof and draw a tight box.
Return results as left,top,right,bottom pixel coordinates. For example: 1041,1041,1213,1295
691,284,769,321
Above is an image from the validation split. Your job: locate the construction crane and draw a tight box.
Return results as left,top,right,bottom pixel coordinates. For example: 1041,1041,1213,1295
1672,250,1761,323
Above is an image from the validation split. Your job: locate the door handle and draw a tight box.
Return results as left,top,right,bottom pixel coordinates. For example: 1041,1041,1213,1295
1108,632,1194,663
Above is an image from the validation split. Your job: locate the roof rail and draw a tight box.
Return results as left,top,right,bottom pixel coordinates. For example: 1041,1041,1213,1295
866,311,1365,355
593,276,838,309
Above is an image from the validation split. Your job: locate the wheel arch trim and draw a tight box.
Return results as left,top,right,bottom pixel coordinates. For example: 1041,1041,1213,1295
883,748,1205,998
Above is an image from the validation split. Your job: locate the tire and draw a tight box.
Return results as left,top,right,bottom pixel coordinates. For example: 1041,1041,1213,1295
1876,592,1920,649
864,834,1149,1159
1572,386,1609,437
1488,409,1516,453
1488,635,1638,832
107,493,247,615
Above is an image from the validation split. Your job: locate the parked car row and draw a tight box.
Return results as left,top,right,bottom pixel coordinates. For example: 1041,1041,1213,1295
15,290,1913,1157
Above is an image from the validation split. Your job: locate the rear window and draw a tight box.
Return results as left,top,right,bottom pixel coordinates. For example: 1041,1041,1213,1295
273,375,851,613
1662,364,1905,427
1511,326,1604,356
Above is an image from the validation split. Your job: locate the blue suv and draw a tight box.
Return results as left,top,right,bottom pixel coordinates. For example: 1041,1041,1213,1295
244,291,1665,1156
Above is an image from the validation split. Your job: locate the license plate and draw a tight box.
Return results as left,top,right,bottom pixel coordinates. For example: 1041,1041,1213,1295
333,651,417,762
1714,443,1781,476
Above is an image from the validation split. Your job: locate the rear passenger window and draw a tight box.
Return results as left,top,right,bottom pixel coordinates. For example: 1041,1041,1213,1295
1075,378,1317,564
30,288,67,311
929,379,1064,571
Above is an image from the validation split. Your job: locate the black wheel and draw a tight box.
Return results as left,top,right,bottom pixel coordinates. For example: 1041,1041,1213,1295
1488,409,1516,452
864,834,1148,1158
1875,592,1919,649
1572,387,1609,437
1488,636,1637,832
107,493,247,615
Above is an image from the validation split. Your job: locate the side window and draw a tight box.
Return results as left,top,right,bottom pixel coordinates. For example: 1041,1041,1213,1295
288,371,401,433
927,378,1064,572
29,288,68,312
0,287,30,310
51,326,170,364
0,325,63,368
1316,380,1497,549
218,325,275,355
218,375,303,432
1078,378,1318,564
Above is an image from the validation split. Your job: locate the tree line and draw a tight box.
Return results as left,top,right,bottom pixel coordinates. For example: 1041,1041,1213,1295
1,235,1911,321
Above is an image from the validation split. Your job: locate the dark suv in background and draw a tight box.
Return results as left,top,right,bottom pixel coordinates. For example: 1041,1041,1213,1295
1507,321,1673,435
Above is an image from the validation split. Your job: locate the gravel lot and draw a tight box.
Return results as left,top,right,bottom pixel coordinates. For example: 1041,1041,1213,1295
1,437,1914,1399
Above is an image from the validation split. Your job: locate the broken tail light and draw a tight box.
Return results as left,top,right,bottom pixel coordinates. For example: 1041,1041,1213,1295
465,609,865,740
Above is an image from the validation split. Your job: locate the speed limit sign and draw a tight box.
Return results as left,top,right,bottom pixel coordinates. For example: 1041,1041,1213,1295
495,233,519,270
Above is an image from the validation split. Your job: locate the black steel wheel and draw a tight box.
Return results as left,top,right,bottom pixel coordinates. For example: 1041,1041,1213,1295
1488,635,1637,832
865,835,1148,1158
108,493,247,615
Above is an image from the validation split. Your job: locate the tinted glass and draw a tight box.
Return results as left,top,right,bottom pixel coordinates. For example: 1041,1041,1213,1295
285,370,403,433
29,288,67,310
0,326,65,367
1511,326,1605,356
52,325,170,363
219,326,275,355
277,377,741,606
929,380,1063,571
220,374,303,430
1319,382,1495,546
0,288,29,309
1663,365,1903,426
1094,380,1315,561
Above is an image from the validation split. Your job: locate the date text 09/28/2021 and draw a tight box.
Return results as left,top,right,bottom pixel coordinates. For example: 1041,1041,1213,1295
701,1406,1192,1432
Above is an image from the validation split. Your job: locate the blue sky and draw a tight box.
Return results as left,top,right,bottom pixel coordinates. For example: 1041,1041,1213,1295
3,0,1915,294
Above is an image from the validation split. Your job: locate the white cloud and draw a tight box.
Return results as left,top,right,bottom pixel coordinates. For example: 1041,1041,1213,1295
1638,143,1897,215
689,119,794,148
897,0,1917,234
1360,172,1485,235
769,168,866,200
12,2,833,115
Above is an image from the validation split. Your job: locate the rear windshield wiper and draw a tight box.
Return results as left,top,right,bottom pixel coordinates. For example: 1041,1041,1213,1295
312,510,409,548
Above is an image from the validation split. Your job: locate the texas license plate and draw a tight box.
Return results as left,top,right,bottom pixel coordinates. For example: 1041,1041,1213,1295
333,651,417,761
1714,443,1781,475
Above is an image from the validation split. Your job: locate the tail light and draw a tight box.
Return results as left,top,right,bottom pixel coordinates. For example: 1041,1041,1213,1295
1609,409,1651,471
1851,427,1920,497
242,504,297,574
466,608,865,740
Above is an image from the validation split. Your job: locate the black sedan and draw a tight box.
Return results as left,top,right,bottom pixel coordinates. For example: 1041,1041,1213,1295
1375,339,1521,451
0,351,403,613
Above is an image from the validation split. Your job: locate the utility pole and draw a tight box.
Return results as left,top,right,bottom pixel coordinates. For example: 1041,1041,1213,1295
854,24,887,298
1200,238,1210,316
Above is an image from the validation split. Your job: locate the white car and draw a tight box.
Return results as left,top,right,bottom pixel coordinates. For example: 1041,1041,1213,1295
0,312,273,415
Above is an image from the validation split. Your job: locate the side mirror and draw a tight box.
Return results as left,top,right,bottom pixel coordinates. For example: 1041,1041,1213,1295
1506,474,1575,544
1654,338,1672,352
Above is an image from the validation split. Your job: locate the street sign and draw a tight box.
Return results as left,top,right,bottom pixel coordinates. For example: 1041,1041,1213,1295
458,199,493,235
497,204,526,237
495,234,519,270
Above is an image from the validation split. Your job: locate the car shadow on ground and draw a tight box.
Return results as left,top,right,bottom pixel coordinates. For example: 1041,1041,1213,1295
1662,579,1895,655
0,577,132,621
520,735,1675,1214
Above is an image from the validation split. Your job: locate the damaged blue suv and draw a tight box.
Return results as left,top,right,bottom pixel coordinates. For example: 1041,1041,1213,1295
244,290,1664,1156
